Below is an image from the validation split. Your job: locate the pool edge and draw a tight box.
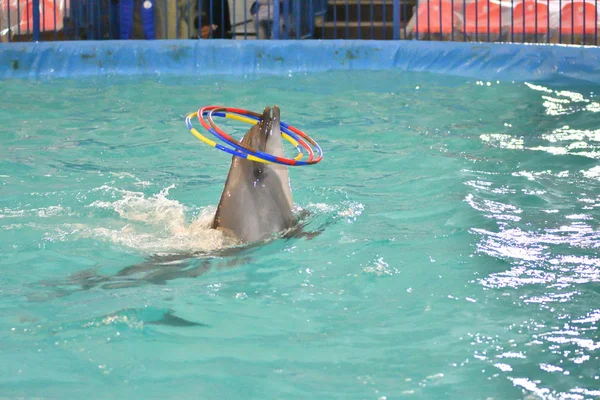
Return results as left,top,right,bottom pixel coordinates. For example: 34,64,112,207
1,40,600,84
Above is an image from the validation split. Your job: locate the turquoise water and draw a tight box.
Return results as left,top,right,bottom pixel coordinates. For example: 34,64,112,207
1,71,600,399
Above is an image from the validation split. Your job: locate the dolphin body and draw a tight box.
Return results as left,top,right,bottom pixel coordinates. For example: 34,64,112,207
211,105,297,243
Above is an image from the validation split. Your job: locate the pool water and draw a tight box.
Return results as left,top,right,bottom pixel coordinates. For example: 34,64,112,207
1,71,600,399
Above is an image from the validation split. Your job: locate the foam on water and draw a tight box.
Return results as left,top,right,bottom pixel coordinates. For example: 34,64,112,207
82,184,239,255
3,180,358,258
1,183,238,256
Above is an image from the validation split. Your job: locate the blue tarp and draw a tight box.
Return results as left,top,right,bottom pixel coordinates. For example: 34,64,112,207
1,40,600,84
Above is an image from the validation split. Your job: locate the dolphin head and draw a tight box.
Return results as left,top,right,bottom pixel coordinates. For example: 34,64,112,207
240,106,287,178
211,105,295,243
242,106,281,152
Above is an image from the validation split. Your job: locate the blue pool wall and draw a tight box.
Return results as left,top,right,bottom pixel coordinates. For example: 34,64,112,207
1,40,600,85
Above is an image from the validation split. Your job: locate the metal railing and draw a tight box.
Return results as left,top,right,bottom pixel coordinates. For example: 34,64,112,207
1,0,598,46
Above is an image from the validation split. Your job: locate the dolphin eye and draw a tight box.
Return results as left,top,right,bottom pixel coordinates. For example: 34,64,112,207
253,165,264,179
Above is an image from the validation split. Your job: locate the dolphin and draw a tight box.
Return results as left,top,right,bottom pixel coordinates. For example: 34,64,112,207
211,105,297,243
27,106,324,300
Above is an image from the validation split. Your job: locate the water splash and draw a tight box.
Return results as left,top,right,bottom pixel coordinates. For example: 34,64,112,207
32,184,351,257
66,185,239,256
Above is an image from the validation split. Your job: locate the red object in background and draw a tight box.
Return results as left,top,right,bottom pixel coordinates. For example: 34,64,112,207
512,0,549,34
2,0,64,33
560,1,598,35
463,0,502,34
415,0,456,34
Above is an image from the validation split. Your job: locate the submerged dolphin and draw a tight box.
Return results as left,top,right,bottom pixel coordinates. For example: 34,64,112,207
211,105,297,243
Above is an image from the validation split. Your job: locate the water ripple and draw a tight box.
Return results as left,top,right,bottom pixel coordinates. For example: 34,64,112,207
2,72,600,400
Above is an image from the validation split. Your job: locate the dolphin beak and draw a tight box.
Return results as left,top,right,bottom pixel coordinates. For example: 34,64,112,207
261,106,273,141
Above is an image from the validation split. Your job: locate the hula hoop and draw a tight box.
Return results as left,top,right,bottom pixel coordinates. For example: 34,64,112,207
207,108,316,164
185,113,291,164
204,106,323,166
186,106,323,166
207,109,314,161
